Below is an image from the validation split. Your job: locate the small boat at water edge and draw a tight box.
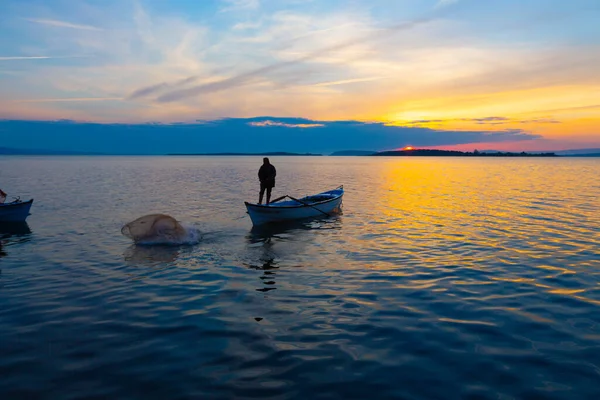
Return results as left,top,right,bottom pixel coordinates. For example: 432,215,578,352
244,186,343,226
0,198,34,222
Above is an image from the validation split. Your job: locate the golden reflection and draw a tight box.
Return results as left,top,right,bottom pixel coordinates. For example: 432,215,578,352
548,288,586,295
504,308,553,324
574,296,600,307
438,318,496,327
351,157,598,312
492,277,536,283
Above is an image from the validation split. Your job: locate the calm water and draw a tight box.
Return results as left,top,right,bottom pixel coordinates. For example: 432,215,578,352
1,156,599,400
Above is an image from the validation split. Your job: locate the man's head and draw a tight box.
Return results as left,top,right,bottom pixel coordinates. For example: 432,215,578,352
263,157,270,165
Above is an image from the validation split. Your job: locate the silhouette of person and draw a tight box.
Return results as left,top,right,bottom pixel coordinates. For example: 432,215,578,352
258,157,276,204
0,188,6,204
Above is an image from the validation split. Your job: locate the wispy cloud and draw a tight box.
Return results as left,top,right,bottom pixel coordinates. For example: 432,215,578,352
248,120,324,128
132,0,154,44
13,97,122,103
518,118,561,124
25,18,103,31
312,76,385,87
0,55,90,61
0,56,56,60
220,0,260,12
435,0,459,9
232,21,262,30
127,76,199,100
520,104,600,114
403,116,561,126
149,11,445,103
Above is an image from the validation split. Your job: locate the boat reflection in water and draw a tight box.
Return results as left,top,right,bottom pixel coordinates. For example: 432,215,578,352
246,213,343,244
0,222,32,258
246,257,279,293
244,215,343,293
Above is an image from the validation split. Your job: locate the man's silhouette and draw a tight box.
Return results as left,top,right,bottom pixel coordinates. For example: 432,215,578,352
258,158,276,204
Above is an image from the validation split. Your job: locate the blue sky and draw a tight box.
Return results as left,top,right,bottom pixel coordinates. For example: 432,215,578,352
1,0,599,152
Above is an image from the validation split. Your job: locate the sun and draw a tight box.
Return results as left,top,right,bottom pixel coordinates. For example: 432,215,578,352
402,146,414,151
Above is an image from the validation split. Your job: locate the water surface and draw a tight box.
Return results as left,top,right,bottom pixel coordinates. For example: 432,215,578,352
1,156,599,399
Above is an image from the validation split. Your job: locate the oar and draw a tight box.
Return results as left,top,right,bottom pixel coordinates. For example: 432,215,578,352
268,195,287,204
287,195,330,217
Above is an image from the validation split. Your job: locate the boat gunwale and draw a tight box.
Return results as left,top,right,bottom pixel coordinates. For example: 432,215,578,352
244,190,343,210
0,199,34,208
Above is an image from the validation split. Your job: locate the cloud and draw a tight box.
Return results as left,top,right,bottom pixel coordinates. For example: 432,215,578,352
25,18,103,31
220,0,260,12
0,117,541,155
471,117,510,122
142,10,448,103
518,118,561,124
435,0,459,9
0,56,55,60
232,21,262,30
312,76,385,87
248,120,324,128
404,116,561,126
0,55,89,61
13,97,122,103
521,104,600,114
127,76,199,100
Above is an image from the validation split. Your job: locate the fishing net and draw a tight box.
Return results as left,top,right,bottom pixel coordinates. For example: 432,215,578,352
121,213,187,243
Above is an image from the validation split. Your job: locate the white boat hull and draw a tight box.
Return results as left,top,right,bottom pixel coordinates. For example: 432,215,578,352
244,187,343,226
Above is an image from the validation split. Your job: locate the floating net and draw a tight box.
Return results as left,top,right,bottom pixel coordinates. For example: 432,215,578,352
121,213,190,244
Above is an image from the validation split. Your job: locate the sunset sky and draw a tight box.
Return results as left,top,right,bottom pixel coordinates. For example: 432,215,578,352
1,0,599,153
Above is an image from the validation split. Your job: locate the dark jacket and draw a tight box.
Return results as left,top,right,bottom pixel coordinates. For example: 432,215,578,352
258,164,276,187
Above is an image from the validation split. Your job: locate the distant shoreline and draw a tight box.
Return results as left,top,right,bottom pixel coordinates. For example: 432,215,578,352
166,152,323,156
3,147,600,157
370,149,559,157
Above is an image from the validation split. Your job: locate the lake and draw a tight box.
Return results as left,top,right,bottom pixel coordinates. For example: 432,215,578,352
1,156,599,399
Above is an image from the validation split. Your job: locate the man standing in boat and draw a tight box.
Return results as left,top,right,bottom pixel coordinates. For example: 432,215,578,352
258,157,276,204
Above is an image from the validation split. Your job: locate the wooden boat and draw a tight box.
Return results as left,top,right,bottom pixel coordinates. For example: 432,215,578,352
0,198,34,222
244,186,343,226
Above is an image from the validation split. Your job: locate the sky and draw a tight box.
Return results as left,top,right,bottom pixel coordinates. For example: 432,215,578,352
1,0,599,153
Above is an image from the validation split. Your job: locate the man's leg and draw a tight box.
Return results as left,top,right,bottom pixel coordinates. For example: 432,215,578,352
266,187,272,204
259,184,265,204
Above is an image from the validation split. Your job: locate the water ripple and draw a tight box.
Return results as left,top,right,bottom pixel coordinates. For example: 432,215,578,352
0,156,599,399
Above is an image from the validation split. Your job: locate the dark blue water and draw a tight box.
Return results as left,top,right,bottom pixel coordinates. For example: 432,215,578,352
1,156,599,399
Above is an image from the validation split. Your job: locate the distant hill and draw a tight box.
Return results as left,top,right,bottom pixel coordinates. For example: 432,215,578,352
330,150,376,156
482,148,600,156
555,148,600,156
372,149,558,157
562,153,600,157
167,152,322,156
